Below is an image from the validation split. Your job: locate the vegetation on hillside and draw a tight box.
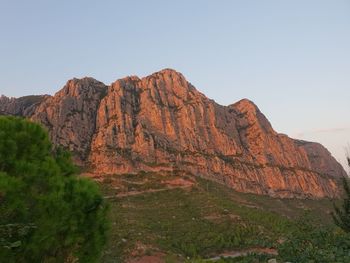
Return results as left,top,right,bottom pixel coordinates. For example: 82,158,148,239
1,115,349,262
0,116,108,262
277,159,350,262
332,163,350,233
100,172,339,262
277,214,350,262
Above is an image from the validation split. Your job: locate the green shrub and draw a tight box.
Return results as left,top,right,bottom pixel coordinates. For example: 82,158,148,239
278,214,350,262
332,176,350,233
0,116,109,263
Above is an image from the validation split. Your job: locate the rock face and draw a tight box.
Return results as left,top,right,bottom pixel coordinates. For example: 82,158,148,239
31,78,107,163
0,95,47,116
1,69,346,198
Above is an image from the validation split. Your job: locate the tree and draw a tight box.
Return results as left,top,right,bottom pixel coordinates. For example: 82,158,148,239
332,157,350,233
0,116,109,262
278,213,350,262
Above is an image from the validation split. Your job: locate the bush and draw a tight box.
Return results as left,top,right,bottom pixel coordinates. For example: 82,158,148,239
278,214,350,262
0,116,109,262
332,158,350,233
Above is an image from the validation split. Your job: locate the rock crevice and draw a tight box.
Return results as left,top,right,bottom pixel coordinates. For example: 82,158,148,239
1,69,346,198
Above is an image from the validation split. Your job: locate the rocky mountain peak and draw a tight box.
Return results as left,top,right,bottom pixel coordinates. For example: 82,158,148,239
230,98,275,135
149,68,185,79
1,69,346,198
56,77,107,98
30,78,108,164
231,98,258,111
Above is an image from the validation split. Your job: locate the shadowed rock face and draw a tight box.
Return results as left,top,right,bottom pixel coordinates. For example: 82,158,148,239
1,69,346,198
0,95,47,116
31,77,108,163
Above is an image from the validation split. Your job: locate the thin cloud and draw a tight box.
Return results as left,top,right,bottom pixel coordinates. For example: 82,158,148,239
294,127,349,138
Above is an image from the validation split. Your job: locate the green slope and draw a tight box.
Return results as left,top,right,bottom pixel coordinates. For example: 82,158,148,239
99,172,336,262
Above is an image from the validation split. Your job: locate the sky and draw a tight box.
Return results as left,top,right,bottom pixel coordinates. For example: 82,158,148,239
0,0,349,170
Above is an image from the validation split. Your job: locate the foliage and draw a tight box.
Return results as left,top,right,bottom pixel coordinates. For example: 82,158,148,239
332,158,350,233
186,253,271,263
0,116,109,263
278,214,350,262
245,156,350,262
101,173,335,262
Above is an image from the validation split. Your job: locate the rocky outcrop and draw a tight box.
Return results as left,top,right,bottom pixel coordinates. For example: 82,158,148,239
0,95,47,116
31,78,107,163
1,69,346,198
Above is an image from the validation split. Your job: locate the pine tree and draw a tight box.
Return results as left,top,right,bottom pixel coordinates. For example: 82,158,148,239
332,157,350,233
0,116,109,262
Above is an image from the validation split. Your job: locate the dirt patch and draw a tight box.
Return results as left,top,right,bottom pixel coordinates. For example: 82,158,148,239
206,247,278,261
115,184,192,198
228,214,241,220
112,176,195,198
204,213,241,222
163,178,195,187
204,214,222,221
127,254,165,263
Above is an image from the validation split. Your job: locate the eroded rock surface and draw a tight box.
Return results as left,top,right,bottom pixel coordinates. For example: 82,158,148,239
0,95,47,116
1,69,346,198
31,77,107,163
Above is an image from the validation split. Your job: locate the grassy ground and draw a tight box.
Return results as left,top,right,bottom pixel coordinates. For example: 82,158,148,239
99,172,336,262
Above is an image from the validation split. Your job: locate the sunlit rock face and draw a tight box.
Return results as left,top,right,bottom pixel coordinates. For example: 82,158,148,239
2,69,346,198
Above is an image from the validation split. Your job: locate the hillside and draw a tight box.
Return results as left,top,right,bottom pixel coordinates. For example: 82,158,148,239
98,171,337,262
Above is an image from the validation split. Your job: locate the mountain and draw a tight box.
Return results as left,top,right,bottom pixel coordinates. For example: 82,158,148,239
1,69,346,198
0,94,47,116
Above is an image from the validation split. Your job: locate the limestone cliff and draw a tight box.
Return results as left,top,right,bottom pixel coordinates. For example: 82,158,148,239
31,77,107,163
1,69,346,198
0,94,47,116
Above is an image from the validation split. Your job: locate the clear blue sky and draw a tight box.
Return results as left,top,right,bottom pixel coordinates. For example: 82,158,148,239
1,0,349,169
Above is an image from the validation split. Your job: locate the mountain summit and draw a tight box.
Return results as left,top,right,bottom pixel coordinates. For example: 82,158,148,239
1,69,346,198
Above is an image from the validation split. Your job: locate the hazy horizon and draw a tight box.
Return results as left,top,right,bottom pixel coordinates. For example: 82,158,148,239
1,0,349,170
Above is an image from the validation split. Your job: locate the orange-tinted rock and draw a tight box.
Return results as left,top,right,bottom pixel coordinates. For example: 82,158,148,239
2,69,346,198
31,77,107,163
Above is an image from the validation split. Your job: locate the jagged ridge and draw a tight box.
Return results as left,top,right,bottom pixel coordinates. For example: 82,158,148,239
1,69,346,198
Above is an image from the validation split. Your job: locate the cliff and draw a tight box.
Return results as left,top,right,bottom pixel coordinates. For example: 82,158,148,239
0,94,47,116
1,69,346,198
31,77,108,164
